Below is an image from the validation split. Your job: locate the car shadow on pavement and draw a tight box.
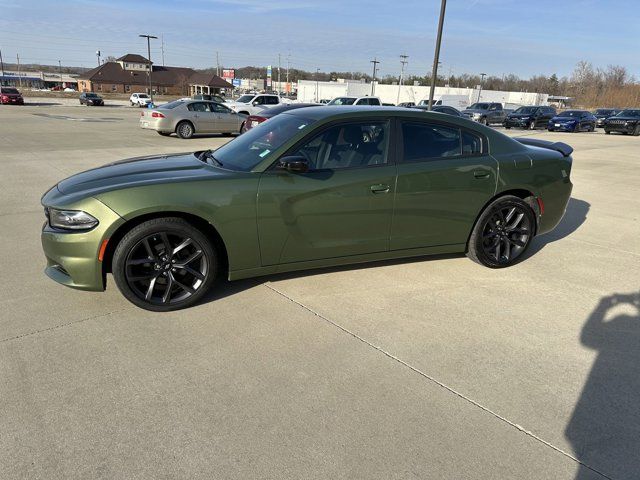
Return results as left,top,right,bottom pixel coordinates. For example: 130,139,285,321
24,102,63,106
526,197,590,256
565,290,640,480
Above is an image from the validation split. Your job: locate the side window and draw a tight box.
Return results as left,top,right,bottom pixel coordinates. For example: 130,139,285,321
212,103,231,113
401,122,461,162
290,122,389,171
369,98,381,106
462,131,482,155
355,98,368,105
254,96,265,105
266,96,279,105
188,102,210,112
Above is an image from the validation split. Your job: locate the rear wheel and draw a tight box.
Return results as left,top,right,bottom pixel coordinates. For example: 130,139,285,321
176,121,195,139
529,120,536,130
112,218,217,311
467,195,535,268
574,123,581,133
482,117,489,126
633,125,640,136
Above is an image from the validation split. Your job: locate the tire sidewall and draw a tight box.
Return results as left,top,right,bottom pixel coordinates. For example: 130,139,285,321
468,196,536,268
176,121,194,139
112,218,217,311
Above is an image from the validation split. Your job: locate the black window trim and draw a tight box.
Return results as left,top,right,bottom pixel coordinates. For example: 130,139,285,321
267,117,395,173
396,118,488,164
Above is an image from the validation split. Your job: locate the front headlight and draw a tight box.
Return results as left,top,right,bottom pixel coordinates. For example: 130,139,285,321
47,208,99,230
472,113,482,118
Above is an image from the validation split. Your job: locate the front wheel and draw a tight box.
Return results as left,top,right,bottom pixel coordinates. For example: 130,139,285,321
112,218,217,311
467,195,535,268
633,125,640,136
605,130,611,135
529,120,536,130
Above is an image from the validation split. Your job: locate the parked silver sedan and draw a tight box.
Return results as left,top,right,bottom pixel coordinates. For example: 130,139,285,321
140,100,247,139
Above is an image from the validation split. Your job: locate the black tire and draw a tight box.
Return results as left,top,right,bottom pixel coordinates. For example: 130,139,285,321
467,195,536,268
605,130,611,135
112,217,217,311
176,121,195,139
633,125,640,136
504,126,511,130
529,120,536,130
481,117,489,126
574,123,581,133
130,101,135,107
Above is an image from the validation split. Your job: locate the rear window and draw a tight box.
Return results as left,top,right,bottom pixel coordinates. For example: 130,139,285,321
157,100,184,110
1,87,19,94
402,123,461,161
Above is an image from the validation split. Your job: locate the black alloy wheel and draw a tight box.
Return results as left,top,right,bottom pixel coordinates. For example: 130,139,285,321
467,195,535,268
113,218,217,311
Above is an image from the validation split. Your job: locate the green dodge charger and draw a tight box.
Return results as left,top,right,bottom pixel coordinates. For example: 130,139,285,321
41,107,573,311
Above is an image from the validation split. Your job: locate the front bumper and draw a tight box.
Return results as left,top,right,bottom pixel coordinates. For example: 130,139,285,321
41,192,125,291
1,98,24,105
504,118,530,128
547,122,577,131
604,123,636,133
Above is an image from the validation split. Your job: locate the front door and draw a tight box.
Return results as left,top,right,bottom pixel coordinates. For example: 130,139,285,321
257,120,396,265
390,120,498,250
187,102,216,132
211,102,240,132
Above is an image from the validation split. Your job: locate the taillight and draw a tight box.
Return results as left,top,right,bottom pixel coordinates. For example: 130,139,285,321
537,197,545,215
248,115,267,127
1,95,8,101
151,111,165,118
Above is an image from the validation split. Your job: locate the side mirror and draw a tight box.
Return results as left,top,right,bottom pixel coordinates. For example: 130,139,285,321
252,101,259,106
278,156,309,173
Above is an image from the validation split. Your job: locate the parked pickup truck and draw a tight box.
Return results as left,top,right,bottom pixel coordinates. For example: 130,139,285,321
462,102,506,125
224,93,285,115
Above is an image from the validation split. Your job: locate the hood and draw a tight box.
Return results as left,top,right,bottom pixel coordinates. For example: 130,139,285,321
607,115,638,121
508,113,533,118
462,108,487,114
551,116,578,122
2,93,22,97
56,152,226,198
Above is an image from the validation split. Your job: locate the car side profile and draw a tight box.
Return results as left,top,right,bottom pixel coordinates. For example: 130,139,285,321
503,106,556,130
79,92,104,106
140,100,246,138
327,96,382,106
41,107,573,311
130,93,152,107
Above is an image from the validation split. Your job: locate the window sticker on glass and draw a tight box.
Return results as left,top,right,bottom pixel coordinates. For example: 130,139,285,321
259,149,271,158
298,124,307,129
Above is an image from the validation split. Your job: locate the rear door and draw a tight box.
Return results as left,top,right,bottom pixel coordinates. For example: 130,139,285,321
257,120,396,265
390,120,498,250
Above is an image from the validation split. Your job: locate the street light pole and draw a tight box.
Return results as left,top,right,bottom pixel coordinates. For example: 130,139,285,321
370,57,380,96
58,60,63,88
477,72,487,102
397,54,408,105
139,34,158,103
315,68,320,102
428,0,447,110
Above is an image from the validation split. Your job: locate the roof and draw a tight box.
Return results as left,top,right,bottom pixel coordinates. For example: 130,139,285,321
78,62,234,89
116,54,151,64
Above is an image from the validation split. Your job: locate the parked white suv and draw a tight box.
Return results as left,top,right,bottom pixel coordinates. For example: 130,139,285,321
130,93,152,107
224,94,283,115
327,96,381,106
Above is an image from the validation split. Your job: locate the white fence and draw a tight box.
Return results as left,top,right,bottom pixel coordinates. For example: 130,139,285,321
297,80,548,107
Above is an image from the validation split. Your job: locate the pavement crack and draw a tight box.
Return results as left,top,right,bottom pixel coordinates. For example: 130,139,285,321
0,309,126,344
264,282,614,480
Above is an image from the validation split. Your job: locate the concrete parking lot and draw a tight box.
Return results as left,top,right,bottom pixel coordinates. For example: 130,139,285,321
1,103,638,479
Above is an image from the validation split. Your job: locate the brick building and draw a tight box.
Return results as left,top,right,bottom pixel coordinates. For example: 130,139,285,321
77,54,232,96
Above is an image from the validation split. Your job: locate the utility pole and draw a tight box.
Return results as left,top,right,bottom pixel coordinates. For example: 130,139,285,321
161,35,165,66
397,54,408,104
478,72,486,102
315,68,320,102
286,54,290,94
277,53,281,94
16,54,22,88
428,0,447,110
0,49,5,83
139,34,158,103
96,50,101,67
58,60,63,87
216,51,220,76
370,57,380,96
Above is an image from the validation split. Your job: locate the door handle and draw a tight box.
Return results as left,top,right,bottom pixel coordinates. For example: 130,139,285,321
473,170,490,179
370,184,390,194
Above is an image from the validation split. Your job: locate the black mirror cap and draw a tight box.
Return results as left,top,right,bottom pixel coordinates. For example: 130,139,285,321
279,156,309,173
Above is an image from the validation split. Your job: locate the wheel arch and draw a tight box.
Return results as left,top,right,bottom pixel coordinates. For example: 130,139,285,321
102,211,229,282
175,119,195,134
465,188,539,252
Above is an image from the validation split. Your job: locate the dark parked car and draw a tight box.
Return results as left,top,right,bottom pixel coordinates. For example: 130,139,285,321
41,106,573,311
412,105,464,117
462,102,507,125
398,102,415,108
592,108,621,128
503,106,556,130
547,110,596,132
79,92,104,106
603,109,640,136
241,103,321,133
0,87,24,105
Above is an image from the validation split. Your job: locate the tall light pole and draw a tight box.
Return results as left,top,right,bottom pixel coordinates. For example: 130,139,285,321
96,50,101,67
397,54,408,105
315,68,320,102
286,54,290,94
139,34,158,103
370,57,380,96
277,53,281,94
58,60,63,87
427,0,447,110
477,72,486,102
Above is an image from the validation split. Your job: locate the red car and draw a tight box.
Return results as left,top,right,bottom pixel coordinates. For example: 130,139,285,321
1,87,24,105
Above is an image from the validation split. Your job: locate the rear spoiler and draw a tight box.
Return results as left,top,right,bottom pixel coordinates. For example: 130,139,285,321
514,137,573,157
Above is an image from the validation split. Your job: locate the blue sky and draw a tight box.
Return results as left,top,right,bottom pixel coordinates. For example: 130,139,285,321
1,0,638,79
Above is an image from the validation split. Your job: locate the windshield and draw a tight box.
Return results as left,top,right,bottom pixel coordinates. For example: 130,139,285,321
212,113,316,171
1,87,19,94
236,95,255,103
594,109,614,115
157,100,184,109
138,94,149,98
468,103,490,110
617,109,640,117
328,97,356,105
514,106,539,114
558,111,583,117
86,93,98,98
